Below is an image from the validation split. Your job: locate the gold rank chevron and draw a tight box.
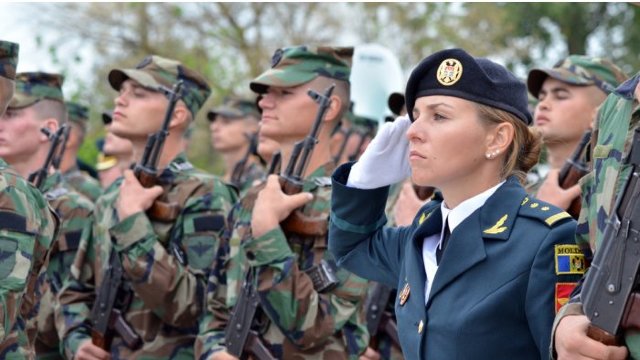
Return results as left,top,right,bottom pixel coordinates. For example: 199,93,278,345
483,214,509,234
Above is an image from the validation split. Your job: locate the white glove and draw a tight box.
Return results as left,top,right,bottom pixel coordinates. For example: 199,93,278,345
347,115,412,189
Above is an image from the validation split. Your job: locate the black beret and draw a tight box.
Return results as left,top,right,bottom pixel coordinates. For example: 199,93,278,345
405,48,532,125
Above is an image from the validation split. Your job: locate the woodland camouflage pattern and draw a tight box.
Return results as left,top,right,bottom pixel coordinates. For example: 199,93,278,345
10,72,64,109
35,171,94,360
63,167,102,203
0,159,58,359
197,162,370,360
58,154,237,359
0,40,19,81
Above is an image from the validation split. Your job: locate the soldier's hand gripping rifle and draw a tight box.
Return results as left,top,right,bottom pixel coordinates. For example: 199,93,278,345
133,80,183,222
278,84,334,238
558,129,592,219
581,127,640,345
28,124,69,190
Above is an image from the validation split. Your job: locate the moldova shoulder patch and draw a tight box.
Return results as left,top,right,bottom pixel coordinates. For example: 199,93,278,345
555,244,586,275
556,282,577,313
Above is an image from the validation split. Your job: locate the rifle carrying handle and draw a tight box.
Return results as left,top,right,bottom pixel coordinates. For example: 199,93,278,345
586,325,621,346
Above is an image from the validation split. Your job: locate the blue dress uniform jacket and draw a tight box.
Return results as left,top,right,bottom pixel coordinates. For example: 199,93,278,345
329,163,583,360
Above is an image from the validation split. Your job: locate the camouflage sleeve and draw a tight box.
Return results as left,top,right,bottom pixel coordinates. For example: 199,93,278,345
242,219,369,353
57,214,98,358
108,189,234,328
0,180,57,342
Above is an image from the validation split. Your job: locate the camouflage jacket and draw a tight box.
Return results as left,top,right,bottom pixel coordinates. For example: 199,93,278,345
35,171,94,359
552,73,640,358
197,162,370,360
0,159,58,359
58,153,237,359
63,166,102,203
234,161,267,198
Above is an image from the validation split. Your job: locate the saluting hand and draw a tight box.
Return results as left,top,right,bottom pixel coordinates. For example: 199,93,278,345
251,175,313,238
536,169,581,211
116,170,164,221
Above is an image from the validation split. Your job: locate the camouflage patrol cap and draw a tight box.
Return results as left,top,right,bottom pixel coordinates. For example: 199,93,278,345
527,55,628,98
250,45,353,94
207,96,260,122
9,72,64,109
0,40,19,81
108,55,211,117
65,101,89,128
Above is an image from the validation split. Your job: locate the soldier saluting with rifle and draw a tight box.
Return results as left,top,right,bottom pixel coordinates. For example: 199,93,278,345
197,46,370,360
57,55,237,360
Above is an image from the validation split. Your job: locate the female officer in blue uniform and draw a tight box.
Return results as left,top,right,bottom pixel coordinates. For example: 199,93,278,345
328,48,585,359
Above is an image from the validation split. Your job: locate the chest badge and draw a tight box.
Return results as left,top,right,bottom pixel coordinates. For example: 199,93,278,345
399,283,411,305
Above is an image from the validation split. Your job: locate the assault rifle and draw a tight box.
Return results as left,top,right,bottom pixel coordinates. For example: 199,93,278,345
581,127,640,345
90,251,141,351
51,124,70,170
365,282,400,350
558,130,592,219
230,132,259,188
133,80,183,222
267,151,282,176
347,123,376,162
28,124,69,190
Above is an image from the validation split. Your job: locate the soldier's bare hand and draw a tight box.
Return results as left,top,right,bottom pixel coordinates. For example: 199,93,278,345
359,346,381,360
394,180,428,226
116,170,163,221
208,350,238,360
536,169,581,210
75,340,112,360
555,315,627,360
251,175,313,237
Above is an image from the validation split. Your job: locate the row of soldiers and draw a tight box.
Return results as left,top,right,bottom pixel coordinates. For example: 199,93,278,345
0,36,638,360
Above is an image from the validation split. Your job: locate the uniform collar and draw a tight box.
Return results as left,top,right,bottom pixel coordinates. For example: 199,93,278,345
477,176,527,241
441,180,505,233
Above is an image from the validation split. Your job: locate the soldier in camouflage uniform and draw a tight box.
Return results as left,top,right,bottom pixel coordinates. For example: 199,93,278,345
60,101,102,202
96,110,134,189
57,55,237,360
552,73,640,360
0,71,95,360
0,40,60,359
207,96,266,196
525,56,627,206
197,46,370,360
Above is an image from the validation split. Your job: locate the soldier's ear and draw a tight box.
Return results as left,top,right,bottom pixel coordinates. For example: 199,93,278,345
169,102,190,131
40,118,59,142
485,121,514,158
322,94,343,123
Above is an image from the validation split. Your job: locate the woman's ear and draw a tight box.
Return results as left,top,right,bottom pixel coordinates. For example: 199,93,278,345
486,122,514,158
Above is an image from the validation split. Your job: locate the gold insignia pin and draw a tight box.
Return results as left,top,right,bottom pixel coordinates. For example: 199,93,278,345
541,206,550,211
418,320,424,334
521,197,529,206
530,203,539,208
436,58,463,86
399,283,411,306
483,214,508,235
419,212,427,225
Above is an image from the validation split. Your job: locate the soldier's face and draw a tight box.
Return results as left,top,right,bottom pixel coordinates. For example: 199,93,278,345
407,95,492,190
209,115,258,153
112,79,168,140
257,131,280,162
0,106,46,163
534,78,602,144
257,84,317,144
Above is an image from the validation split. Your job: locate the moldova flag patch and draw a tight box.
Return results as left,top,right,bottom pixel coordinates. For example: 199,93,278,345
556,282,577,312
555,244,586,275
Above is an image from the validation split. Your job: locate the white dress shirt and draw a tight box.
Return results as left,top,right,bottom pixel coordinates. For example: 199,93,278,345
421,181,505,303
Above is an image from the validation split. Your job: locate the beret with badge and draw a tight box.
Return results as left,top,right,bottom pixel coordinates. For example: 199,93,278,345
527,55,628,98
207,96,260,122
0,40,19,81
249,45,354,94
108,55,211,117
405,48,532,125
9,72,65,109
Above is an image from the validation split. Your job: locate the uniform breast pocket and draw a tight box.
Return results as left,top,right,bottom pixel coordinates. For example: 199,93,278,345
0,236,18,280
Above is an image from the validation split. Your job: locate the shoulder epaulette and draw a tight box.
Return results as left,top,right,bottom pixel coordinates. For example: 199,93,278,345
45,187,69,201
518,196,572,227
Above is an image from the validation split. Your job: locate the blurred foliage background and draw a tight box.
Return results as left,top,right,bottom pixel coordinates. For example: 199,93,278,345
8,2,639,175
